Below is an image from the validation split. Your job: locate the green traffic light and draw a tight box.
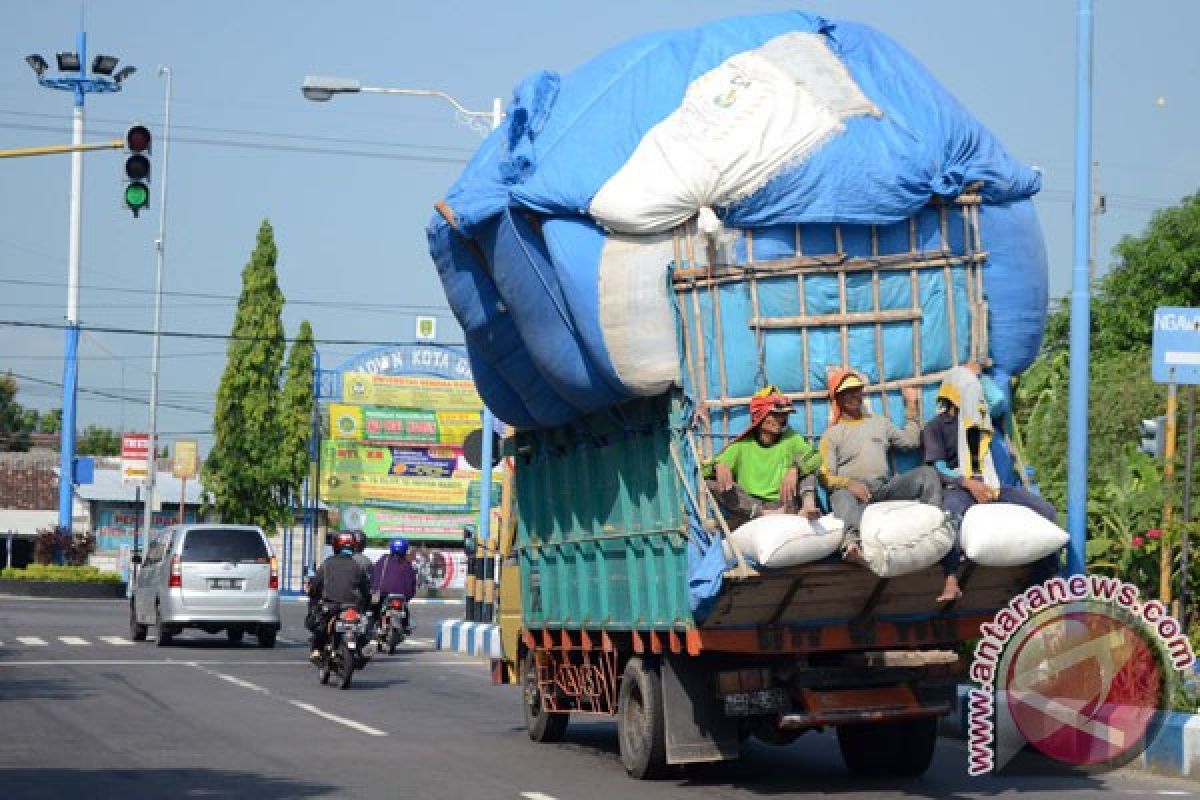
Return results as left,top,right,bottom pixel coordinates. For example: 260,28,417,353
124,182,149,211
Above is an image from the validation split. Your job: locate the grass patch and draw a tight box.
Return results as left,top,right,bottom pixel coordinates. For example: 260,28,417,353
0,565,123,584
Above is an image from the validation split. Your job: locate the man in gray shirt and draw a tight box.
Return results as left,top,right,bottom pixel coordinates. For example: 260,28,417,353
819,370,942,563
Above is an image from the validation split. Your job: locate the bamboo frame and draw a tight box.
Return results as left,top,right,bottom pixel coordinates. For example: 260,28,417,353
672,196,988,436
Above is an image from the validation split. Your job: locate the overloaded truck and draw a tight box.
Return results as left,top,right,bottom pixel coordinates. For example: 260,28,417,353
427,10,1054,779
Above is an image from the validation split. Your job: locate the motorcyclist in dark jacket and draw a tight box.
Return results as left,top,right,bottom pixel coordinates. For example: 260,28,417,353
309,531,370,661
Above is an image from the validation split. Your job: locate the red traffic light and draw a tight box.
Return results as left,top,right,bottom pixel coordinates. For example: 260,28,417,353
126,124,151,153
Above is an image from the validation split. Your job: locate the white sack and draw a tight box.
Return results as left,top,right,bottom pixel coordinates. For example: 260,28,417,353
860,500,954,578
961,502,1068,567
725,513,844,569
597,232,682,394
589,32,879,234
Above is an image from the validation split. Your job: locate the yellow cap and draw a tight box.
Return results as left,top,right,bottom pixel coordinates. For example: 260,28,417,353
834,373,866,393
936,382,961,408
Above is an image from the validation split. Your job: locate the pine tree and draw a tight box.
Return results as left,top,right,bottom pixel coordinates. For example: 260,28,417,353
203,220,288,531
280,320,315,509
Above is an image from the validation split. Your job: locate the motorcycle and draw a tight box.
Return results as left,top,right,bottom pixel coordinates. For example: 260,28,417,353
376,593,411,655
315,606,371,689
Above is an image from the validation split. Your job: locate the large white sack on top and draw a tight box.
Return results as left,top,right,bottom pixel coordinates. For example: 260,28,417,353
588,32,878,235
860,501,953,578
725,513,844,569
961,502,1067,567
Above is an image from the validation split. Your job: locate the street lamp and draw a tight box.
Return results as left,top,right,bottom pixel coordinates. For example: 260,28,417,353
300,74,504,562
301,75,503,135
141,65,174,555
26,30,134,537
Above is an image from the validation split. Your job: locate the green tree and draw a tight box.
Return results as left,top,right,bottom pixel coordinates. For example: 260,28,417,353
202,220,288,532
1042,191,1200,355
38,408,62,435
76,425,121,456
280,320,315,508
0,374,32,452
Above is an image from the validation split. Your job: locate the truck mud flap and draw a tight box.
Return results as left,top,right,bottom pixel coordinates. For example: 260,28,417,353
661,654,740,765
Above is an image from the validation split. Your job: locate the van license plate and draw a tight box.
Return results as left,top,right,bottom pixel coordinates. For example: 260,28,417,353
209,578,242,590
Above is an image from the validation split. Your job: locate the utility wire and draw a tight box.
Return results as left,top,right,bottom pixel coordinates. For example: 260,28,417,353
0,319,465,348
7,371,213,416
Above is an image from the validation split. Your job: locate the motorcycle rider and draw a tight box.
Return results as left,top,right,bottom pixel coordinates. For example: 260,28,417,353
308,530,371,663
371,538,417,635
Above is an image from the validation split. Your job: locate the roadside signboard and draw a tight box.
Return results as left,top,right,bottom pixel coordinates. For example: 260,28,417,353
1152,307,1200,385
342,371,481,409
121,432,149,485
172,439,198,479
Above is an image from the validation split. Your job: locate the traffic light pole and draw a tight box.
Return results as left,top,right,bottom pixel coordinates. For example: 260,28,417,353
0,140,121,158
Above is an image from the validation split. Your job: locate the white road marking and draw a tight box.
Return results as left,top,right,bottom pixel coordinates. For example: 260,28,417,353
287,700,387,737
99,636,134,646
407,637,434,646
190,663,387,737
521,793,559,800
16,636,47,646
58,636,90,646
277,636,302,644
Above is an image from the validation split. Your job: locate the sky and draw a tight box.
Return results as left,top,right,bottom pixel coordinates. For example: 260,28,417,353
1,1,1197,454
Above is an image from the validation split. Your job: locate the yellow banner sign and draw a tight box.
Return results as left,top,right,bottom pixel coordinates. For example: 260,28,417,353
435,410,480,446
342,372,481,410
322,473,472,508
172,439,198,479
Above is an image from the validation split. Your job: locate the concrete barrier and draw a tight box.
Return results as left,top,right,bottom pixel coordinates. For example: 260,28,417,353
435,619,503,660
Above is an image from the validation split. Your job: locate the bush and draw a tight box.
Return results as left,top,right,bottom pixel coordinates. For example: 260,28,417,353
0,565,123,584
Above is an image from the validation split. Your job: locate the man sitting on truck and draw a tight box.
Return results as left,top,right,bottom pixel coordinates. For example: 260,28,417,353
703,385,823,529
820,369,942,564
923,364,1060,602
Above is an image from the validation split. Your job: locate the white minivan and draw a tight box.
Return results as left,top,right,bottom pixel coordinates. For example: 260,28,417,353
130,524,281,647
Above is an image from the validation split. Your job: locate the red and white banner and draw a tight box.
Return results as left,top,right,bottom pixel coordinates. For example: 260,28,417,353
121,432,150,485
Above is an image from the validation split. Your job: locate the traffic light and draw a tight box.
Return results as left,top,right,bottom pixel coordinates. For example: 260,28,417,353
1139,416,1167,459
123,124,151,217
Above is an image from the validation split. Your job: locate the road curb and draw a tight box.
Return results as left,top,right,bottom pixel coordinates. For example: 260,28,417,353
0,579,127,599
942,684,1200,779
434,619,501,659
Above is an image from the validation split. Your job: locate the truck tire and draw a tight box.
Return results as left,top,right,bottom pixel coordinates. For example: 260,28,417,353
522,651,568,743
618,657,667,780
837,716,938,777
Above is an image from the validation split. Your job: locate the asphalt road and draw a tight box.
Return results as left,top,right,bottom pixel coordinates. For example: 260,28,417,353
1,595,1197,800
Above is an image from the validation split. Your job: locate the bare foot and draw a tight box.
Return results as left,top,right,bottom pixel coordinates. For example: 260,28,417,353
936,576,963,604
800,498,821,520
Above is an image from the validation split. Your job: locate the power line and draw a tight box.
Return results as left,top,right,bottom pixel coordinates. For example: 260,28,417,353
0,319,466,348
0,276,458,316
7,371,213,416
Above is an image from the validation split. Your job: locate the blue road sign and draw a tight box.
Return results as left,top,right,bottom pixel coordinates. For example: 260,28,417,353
1152,306,1200,385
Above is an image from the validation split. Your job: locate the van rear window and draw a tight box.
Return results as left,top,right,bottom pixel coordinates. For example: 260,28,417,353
180,529,268,563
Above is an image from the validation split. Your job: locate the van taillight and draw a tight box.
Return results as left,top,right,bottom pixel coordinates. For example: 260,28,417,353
168,555,182,588
269,556,278,590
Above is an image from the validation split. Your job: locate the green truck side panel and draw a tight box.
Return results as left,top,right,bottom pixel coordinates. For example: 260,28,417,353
515,393,695,630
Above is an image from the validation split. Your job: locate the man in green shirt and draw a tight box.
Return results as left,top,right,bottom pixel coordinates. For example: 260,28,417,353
703,386,823,529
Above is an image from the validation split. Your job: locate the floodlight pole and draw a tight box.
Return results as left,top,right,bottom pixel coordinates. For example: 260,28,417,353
27,30,130,540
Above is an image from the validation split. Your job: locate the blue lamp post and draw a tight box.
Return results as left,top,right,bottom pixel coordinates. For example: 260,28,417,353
26,31,135,536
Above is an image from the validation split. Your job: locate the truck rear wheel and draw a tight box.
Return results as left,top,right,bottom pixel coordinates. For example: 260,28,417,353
837,716,938,777
522,652,568,743
618,657,666,780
